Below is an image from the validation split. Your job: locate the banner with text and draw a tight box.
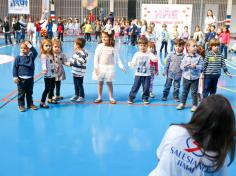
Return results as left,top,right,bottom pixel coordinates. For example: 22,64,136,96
142,4,192,34
8,0,30,14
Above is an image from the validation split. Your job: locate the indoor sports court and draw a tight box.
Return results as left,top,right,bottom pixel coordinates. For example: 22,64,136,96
0,0,236,176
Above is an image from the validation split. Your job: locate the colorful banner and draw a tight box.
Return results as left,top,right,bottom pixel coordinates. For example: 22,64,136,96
142,4,192,34
82,0,98,10
8,0,30,14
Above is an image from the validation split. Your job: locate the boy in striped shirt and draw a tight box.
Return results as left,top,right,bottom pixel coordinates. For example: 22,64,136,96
69,38,88,102
203,38,231,98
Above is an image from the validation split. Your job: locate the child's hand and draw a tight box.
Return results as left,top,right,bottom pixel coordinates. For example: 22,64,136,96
191,64,196,69
64,62,71,67
13,78,19,84
94,68,99,76
128,62,134,68
121,67,126,73
162,72,166,76
42,69,47,74
226,72,232,78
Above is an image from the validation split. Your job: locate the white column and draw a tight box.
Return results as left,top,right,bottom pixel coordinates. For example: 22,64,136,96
226,0,233,28
110,0,114,13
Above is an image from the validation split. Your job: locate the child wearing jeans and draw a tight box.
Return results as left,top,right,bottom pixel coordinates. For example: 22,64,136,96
13,41,38,112
177,39,204,112
162,39,185,102
203,38,231,98
69,38,88,102
128,37,158,104
148,41,158,98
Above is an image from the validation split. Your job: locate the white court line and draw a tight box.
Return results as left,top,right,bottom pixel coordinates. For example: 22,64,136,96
0,44,14,49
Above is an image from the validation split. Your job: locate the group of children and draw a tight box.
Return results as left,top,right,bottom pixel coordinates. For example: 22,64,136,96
13,24,232,112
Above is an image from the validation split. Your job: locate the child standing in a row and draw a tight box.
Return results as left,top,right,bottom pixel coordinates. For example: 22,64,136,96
93,30,126,104
40,39,56,108
128,37,158,104
52,39,68,101
13,41,38,112
177,39,204,112
162,39,185,101
69,38,88,102
203,38,231,98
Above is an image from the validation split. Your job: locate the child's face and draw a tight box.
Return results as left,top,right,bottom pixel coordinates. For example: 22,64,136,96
174,45,184,54
148,46,154,53
138,43,148,53
53,44,61,54
223,27,227,32
43,42,52,53
20,44,30,55
74,43,81,50
210,26,215,32
187,42,197,54
184,27,188,32
212,45,219,53
101,33,110,45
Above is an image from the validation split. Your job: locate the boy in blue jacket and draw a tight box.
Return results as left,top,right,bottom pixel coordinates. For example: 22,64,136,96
13,41,38,112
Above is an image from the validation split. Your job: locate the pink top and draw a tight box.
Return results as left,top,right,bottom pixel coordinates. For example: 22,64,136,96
219,32,230,45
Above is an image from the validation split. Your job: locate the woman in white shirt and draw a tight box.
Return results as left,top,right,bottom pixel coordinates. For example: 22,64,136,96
149,94,235,176
204,10,217,33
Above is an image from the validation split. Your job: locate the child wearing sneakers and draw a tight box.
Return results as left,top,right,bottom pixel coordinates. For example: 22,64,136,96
203,38,232,98
52,39,69,101
177,39,204,112
148,41,158,98
128,37,158,104
13,41,38,112
69,38,88,102
162,39,185,102
40,39,57,108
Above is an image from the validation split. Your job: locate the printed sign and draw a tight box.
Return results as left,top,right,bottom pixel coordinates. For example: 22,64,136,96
8,0,30,14
142,4,192,34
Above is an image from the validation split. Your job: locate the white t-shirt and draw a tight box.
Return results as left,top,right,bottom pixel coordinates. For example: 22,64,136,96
149,125,227,176
130,51,157,76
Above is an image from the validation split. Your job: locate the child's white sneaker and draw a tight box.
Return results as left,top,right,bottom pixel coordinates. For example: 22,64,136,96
176,103,185,110
70,95,78,101
191,106,197,112
76,97,85,102
149,92,155,98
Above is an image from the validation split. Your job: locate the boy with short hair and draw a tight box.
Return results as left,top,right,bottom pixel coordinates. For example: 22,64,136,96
13,41,38,112
128,37,158,104
162,38,185,101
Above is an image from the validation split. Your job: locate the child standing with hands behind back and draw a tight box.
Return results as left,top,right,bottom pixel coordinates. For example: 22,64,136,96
93,30,126,104
13,41,38,112
177,39,203,112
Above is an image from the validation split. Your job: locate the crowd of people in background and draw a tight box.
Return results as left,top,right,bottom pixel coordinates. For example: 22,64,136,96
0,8,235,176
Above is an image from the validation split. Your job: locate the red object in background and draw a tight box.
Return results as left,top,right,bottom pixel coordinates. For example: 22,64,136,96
41,29,47,37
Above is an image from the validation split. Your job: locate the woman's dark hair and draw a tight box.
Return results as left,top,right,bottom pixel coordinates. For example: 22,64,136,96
180,94,235,171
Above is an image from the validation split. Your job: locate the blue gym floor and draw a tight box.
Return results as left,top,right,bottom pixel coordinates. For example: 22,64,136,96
0,36,236,176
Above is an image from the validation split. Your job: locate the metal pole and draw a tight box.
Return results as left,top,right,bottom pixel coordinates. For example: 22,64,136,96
110,0,114,13
199,0,203,30
226,0,232,28
81,1,83,23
